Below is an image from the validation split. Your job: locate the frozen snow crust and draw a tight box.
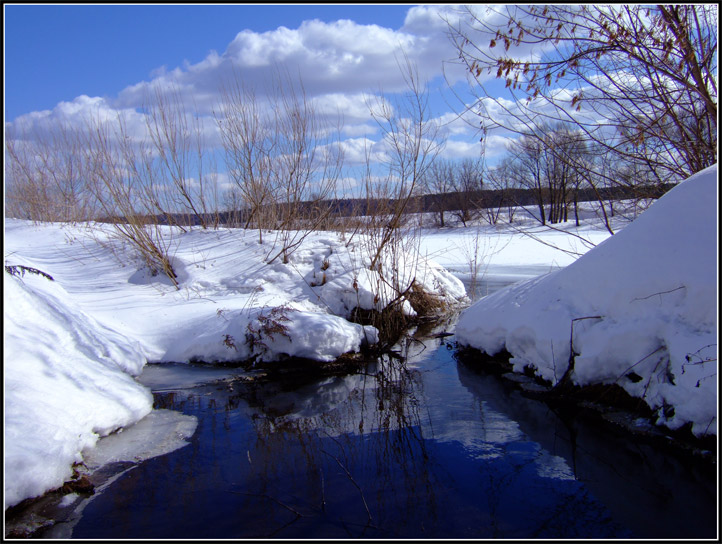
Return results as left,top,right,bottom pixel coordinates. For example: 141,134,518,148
4,222,466,509
457,166,718,438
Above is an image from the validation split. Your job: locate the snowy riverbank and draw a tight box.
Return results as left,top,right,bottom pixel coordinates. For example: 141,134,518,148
456,165,718,438
4,167,717,510
4,221,465,509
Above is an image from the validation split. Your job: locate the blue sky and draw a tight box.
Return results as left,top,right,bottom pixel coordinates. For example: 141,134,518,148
4,4,413,121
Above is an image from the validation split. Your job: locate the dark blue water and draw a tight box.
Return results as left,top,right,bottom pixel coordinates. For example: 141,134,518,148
66,329,716,539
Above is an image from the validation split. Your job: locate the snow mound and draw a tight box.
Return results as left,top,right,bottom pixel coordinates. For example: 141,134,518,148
4,271,153,509
160,305,378,364
319,252,467,318
456,165,718,437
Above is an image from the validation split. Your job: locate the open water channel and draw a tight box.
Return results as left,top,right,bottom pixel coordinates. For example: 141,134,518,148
25,328,714,538
10,277,717,539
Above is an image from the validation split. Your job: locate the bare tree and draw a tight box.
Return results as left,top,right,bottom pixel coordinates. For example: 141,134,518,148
264,71,344,264
423,159,456,227
450,157,484,226
215,79,276,243
503,123,600,229
83,111,180,288
550,126,595,226
6,122,97,223
505,134,547,225
342,57,449,344
143,85,215,229
483,165,514,225
215,69,343,261
365,56,444,272
222,187,246,228
446,5,717,183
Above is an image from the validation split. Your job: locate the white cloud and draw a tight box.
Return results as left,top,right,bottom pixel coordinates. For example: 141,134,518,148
9,95,148,145
311,92,378,127
435,110,481,138
480,134,514,159
341,122,379,138
338,137,378,166
441,140,485,160
403,4,458,32
110,10,471,116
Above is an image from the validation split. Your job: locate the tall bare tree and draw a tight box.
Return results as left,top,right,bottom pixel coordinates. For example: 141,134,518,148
423,159,456,227
504,123,597,227
505,134,547,225
446,4,717,183
450,157,484,226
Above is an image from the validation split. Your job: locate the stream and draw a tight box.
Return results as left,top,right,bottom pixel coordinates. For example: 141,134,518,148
29,314,715,539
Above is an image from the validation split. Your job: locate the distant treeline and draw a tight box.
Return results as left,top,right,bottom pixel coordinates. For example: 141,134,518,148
407,183,675,217
102,183,676,227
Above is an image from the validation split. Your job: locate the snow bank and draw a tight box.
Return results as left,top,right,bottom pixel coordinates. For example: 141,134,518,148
318,244,467,318
162,305,379,364
457,166,718,437
4,271,153,509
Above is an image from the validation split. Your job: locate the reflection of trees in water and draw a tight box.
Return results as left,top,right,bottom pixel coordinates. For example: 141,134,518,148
363,354,437,526
240,351,440,537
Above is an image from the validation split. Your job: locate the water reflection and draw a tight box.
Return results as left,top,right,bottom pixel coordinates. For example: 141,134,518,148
454,352,717,539
68,328,714,539
217,351,440,537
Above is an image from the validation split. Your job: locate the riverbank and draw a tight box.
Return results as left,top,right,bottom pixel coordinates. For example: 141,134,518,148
454,345,717,466
456,166,717,440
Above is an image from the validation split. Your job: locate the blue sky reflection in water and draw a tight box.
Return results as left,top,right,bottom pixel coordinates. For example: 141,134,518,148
68,337,715,539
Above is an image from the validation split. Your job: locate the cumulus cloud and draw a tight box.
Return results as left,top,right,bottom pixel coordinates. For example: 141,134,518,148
339,137,379,166
112,15,456,116
312,93,376,123
9,95,149,144
442,140,484,160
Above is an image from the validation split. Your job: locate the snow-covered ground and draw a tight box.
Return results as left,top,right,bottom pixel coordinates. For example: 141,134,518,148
4,166,717,510
418,215,616,295
457,165,718,438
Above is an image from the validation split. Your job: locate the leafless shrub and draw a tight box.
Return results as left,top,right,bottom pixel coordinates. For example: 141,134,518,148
245,305,294,360
5,121,97,223
82,110,180,288
363,56,442,274
143,85,218,229
215,68,343,261
406,280,445,316
339,57,447,345
215,79,275,241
